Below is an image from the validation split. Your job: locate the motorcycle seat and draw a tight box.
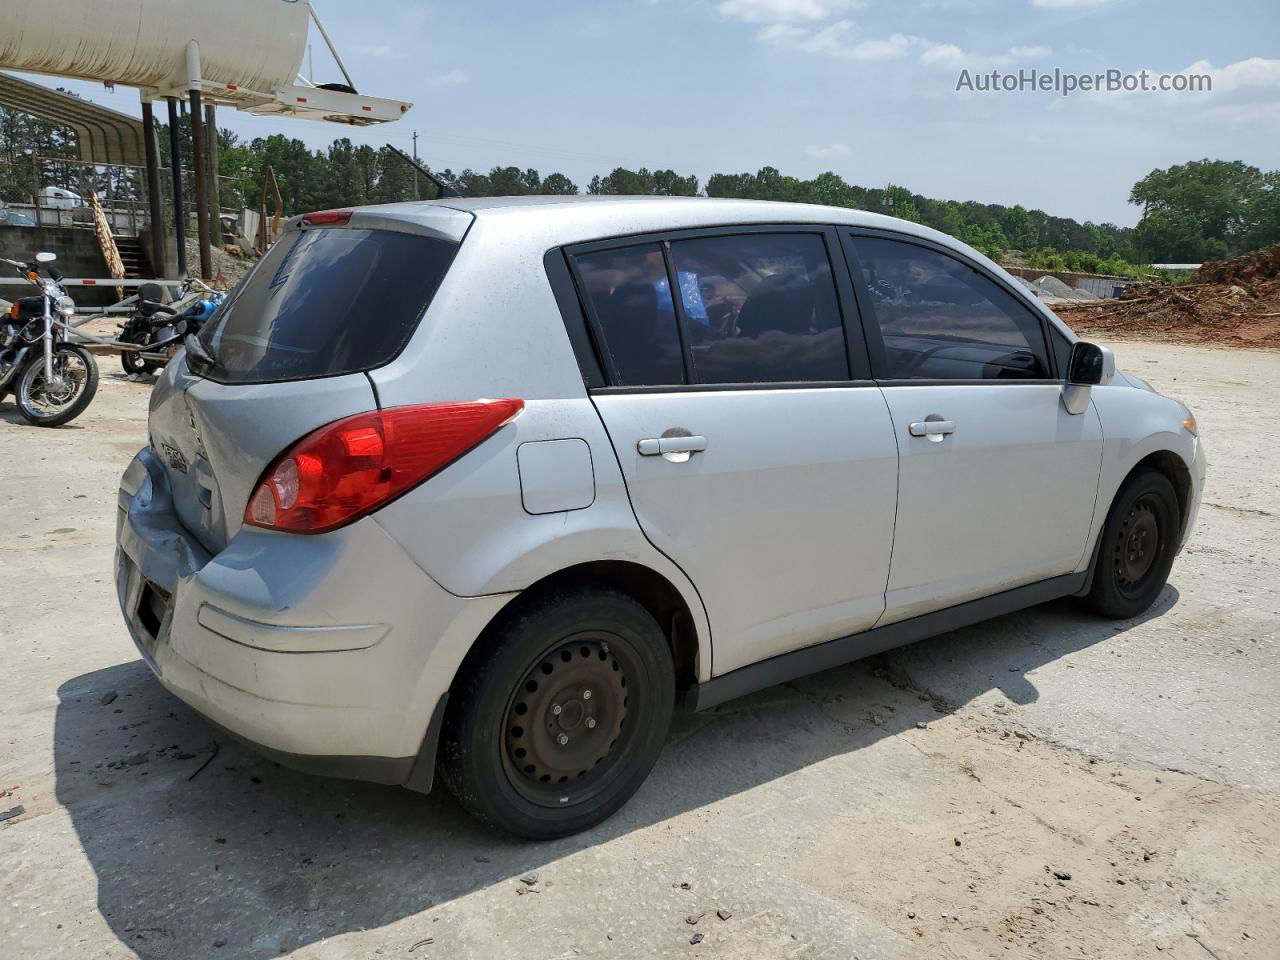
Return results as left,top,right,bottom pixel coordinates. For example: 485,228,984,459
138,300,178,318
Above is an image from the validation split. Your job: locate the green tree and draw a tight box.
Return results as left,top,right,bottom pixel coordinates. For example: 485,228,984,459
1132,209,1228,263
1130,159,1268,259
885,185,921,223
539,172,578,195
589,167,697,196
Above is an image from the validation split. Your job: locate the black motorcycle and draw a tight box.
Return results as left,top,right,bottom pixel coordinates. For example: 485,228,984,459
0,253,99,427
118,280,224,376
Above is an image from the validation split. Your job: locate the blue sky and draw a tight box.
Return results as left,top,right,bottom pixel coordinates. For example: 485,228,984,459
18,0,1280,226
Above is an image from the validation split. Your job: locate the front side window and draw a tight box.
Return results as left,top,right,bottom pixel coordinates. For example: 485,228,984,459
850,235,1051,381
574,244,684,387
668,233,848,384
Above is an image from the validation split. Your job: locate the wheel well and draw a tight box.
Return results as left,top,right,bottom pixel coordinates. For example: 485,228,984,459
460,561,701,695
1130,450,1192,532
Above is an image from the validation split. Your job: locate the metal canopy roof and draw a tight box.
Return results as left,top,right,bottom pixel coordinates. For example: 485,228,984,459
0,72,145,166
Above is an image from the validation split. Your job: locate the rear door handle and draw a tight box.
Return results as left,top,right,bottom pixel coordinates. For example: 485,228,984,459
908,419,955,439
637,435,708,456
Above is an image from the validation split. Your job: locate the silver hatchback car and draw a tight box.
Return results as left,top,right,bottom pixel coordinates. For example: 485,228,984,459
116,196,1205,838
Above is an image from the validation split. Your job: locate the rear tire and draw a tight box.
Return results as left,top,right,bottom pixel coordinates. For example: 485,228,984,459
439,588,675,840
1084,469,1180,619
121,336,158,376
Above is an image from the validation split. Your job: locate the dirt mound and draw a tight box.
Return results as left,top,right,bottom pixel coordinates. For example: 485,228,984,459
1055,244,1280,347
1194,244,1280,286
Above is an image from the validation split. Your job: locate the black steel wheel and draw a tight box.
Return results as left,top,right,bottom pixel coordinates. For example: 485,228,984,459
1114,496,1162,598
1084,469,1180,619
502,633,633,806
439,587,675,839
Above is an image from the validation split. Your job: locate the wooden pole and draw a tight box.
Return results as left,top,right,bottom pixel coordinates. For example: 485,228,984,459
166,99,187,277
140,100,168,277
204,102,220,248
188,89,212,280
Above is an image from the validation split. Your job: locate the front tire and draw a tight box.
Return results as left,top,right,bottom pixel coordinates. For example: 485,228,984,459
439,588,675,840
1084,469,1180,619
16,344,99,427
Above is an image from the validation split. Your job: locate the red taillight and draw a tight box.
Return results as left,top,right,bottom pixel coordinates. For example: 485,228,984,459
245,399,524,534
301,208,352,227
7,301,17,320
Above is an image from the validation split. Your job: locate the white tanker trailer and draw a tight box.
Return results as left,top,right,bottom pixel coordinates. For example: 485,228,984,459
0,0,409,124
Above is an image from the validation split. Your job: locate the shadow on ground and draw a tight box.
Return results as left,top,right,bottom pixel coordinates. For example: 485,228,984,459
54,587,1176,958
0,398,86,428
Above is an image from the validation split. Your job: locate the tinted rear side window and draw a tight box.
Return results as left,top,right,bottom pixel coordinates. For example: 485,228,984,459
668,233,848,384
574,244,685,387
198,227,457,383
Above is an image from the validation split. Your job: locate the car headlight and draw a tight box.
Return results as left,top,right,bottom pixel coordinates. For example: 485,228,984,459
1182,413,1198,437
54,295,76,318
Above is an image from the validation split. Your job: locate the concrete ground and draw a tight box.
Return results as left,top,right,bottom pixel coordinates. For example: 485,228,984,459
1,341,1277,960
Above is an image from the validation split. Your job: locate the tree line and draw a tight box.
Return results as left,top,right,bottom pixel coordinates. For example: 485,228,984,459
3,99,1276,271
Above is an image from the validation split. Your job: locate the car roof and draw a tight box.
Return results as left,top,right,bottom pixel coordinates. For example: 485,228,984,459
402,193,971,249
431,193,916,229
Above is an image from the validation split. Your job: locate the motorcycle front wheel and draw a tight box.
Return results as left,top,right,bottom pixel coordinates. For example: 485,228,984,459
16,344,99,427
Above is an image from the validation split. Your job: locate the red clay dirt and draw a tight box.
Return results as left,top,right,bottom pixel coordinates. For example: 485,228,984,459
1054,244,1280,348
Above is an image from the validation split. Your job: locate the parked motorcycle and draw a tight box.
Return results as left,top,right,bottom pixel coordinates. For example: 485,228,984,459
0,252,99,427
117,279,224,376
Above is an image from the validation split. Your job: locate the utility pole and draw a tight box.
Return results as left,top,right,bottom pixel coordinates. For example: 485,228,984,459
411,131,420,201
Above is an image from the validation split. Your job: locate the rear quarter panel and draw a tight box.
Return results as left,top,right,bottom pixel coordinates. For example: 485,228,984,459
367,217,715,681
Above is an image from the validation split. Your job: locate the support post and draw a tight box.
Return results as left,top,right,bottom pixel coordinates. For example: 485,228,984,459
140,100,168,277
189,91,212,280
205,102,221,249
186,40,213,281
166,98,187,277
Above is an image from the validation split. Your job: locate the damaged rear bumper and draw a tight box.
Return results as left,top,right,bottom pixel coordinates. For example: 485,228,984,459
114,446,513,791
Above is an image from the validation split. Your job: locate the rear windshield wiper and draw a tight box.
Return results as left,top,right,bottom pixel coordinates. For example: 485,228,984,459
184,333,216,377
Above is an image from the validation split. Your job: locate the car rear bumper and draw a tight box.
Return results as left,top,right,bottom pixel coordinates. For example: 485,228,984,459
115,446,513,788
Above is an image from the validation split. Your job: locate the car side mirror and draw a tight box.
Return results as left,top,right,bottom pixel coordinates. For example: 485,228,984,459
1067,340,1114,386
1063,341,1115,415
35,252,57,263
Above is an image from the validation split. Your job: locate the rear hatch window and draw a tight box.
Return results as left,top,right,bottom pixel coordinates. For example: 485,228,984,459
196,227,457,383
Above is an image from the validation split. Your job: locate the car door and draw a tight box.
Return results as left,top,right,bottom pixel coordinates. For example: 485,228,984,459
567,227,899,676
843,230,1103,624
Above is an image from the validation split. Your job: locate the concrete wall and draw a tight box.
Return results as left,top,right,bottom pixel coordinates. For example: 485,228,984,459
0,225,116,306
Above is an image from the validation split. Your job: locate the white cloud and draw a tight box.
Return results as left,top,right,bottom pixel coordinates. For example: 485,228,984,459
354,44,399,59
718,0,863,24
1187,56,1280,95
1079,57,1280,115
759,21,928,61
1030,0,1108,7
428,69,469,88
755,18,1051,67
852,33,931,61
920,42,1051,70
805,143,850,159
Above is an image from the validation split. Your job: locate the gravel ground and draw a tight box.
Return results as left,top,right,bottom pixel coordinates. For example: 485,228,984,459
1,339,1277,960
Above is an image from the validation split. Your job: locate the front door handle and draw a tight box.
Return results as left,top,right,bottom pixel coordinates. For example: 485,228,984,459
637,435,708,457
908,418,955,440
